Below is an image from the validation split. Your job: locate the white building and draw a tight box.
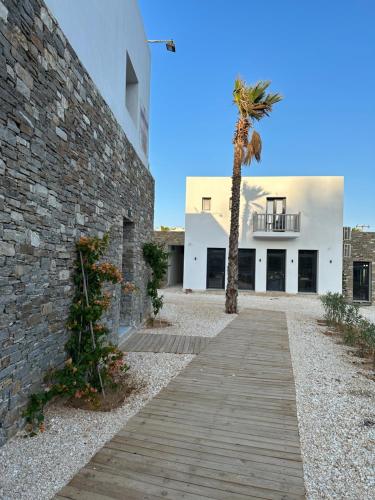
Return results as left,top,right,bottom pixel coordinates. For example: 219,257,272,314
45,0,151,167
184,176,344,294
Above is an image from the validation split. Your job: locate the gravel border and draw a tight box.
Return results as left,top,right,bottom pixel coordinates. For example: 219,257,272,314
288,312,375,499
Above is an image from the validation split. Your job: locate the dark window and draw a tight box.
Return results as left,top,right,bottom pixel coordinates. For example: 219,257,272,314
353,262,370,301
206,248,225,289
267,250,286,291
238,249,255,290
229,197,232,210
298,250,317,293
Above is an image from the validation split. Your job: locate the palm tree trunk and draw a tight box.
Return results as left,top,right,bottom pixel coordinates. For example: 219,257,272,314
225,143,242,314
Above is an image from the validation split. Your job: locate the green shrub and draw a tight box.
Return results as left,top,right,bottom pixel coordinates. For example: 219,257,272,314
358,319,375,363
143,242,168,318
320,293,375,363
320,292,347,325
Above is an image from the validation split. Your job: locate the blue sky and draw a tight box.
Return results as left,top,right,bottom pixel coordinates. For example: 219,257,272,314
139,0,375,230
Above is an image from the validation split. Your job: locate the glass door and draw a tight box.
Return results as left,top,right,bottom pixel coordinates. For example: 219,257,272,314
206,248,226,289
267,250,286,291
238,249,255,290
353,262,370,301
298,250,317,293
266,197,286,231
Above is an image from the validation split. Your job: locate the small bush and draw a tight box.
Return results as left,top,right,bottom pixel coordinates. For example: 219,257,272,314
320,293,375,364
320,292,347,325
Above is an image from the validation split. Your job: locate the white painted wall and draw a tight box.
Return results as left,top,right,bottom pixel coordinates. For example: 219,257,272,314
46,0,151,167
184,176,344,294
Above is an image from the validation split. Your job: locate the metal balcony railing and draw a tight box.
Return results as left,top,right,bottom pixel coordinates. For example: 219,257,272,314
253,213,301,233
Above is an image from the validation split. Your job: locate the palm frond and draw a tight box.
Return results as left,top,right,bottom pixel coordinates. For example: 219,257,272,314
243,143,254,165
233,79,282,121
250,131,262,162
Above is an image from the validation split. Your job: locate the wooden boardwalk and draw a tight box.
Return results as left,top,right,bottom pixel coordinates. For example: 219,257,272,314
56,309,305,500
121,333,210,354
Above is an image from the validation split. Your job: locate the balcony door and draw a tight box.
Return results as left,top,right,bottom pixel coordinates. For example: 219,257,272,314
298,250,317,293
353,262,370,301
266,197,286,231
267,250,286,291
206,248,225,289
238,249,255,290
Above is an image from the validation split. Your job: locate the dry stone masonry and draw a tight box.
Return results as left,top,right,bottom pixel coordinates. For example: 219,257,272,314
0,0,154,444
343,229,375,304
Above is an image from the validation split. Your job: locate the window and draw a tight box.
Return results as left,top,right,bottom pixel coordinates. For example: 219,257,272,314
343,243,351,258
229,197,232,210
343,227,352,241
202,197,211,211
125,52,139,124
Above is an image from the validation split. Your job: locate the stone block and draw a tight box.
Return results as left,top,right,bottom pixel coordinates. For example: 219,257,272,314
0,242,15,256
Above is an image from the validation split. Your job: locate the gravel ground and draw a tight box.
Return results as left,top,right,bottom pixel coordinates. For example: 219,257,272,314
163,289,375,499
1,289,374,499
145,295,234,337
0,355,193,499
288,313,375,499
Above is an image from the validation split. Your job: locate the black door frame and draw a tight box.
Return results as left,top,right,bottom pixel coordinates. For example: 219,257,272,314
206,248,226,289
298,250,318,293
238,248,256,290
266,249,286,292
353,261,371,302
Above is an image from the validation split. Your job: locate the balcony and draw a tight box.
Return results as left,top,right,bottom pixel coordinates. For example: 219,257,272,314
253,213,301,238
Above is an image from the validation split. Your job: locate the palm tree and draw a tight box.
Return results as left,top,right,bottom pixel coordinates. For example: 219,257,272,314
225,79,282,314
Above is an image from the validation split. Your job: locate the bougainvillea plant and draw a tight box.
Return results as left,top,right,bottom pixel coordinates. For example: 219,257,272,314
23,234,132,435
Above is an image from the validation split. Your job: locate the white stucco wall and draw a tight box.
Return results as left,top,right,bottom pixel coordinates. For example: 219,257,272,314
45,0,151,167
184,176,344,294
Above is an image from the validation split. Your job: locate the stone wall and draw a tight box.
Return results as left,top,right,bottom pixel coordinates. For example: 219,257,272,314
0,0,154,445
154,230,185,248
343,230,375,304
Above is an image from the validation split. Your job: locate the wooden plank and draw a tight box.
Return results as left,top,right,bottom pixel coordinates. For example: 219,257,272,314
56,308,305,499
121,333,209,354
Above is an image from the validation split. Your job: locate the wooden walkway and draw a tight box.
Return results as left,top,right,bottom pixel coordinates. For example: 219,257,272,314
121,333,210,354
56,309,305,500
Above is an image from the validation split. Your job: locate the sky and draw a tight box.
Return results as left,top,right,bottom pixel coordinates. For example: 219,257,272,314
139,0,375,230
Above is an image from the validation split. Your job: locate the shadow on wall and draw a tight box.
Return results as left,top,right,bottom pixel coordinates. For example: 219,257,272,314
187,212,230,241
241,184,270,243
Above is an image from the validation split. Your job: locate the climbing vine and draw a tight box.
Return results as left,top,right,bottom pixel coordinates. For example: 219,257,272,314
143,242,168,318
24,234,133,435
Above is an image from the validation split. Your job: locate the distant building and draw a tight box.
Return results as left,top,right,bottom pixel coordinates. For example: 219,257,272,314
343,229,374,304
183,176,344,294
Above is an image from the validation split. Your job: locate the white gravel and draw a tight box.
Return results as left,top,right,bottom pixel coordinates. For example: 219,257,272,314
145,293,234,337
1,288,374,499
288,313,375,499
0,352,193,500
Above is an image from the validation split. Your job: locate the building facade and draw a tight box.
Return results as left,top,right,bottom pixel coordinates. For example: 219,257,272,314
343,229,375,304
45,0,151,168
0,0,153,444
184,176,344,294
